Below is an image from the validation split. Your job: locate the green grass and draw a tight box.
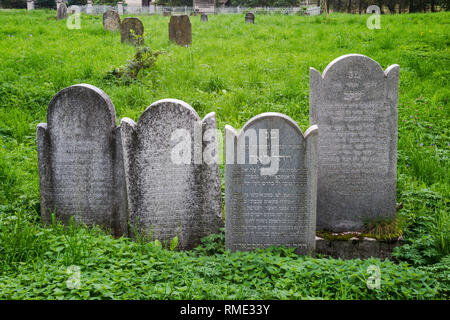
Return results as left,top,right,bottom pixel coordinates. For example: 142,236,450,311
0,10,449,299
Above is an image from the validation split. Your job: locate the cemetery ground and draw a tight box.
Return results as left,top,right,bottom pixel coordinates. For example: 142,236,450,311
0,10,448,299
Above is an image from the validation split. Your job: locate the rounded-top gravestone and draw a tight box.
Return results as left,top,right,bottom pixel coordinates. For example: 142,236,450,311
120,17,144,45
245,12,254,24
168,15,192,47
201,14,208,22
103,10,121,31
57,3,68,20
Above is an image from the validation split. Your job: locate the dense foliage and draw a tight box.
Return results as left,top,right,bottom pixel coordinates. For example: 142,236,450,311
0,11,448,299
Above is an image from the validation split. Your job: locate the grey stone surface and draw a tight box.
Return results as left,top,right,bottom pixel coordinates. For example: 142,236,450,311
315,237,403,260
310,54,399,232
169,15,192,47
201,14,208,22
119,99,223,250
120,17,144,45
57,3,67,20
103,10,121,31
225,113,318,255
36,84,127,237
245,12,254,24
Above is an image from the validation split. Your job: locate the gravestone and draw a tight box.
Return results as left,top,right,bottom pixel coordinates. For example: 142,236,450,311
201,14,208,22
225,113,319,255
245,12,254,24
117,1,123,15
27,0,34,11
310,54,399,232
168,15,192,47
103,10,121,31
57,3,68,20
119,99,223,250
120,17,144,45
36,84,128,237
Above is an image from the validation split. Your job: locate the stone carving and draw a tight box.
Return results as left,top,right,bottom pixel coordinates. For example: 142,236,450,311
119,99,223,249
120,17,144,45
245,12,254,24
103,10,121,31
36,84,128,237
168,15,192,47
310,54,399,232
225,113,319,255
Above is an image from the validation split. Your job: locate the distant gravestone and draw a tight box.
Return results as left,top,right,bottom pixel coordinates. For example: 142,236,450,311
103,10,121,31
245,12,254,24
27,0,34,11
57,3,68,20
225,113,319,255
120,17,144,45
36,84,128,237
310,54,399,232
119,99,223,250
168,15,192,47
117,1,123,15
201,14,208,22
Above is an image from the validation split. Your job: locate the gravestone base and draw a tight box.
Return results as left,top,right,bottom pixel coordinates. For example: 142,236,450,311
315,236,403,260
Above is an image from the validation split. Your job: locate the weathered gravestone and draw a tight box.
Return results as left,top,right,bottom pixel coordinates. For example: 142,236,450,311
119,99,223,249
168,15,192,47
103,10,121,31
120,17,144,45
57,3,68,20
245,12,254,24
310,54,399,232
36,84,128,237
225,113,319,255
201,14,208,22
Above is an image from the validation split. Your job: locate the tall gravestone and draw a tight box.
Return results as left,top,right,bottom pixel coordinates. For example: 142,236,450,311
119,99,223,250
57,3,68,20
168,15,192,47
225,113,319,255
245,12,254,24
310,54,399,232
120,17,144,45
103,10,121,31
36,84,128,237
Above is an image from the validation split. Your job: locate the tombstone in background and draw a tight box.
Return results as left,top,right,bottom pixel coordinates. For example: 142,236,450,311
201,14,208,22
57,2,68,20
225,113,319,255
27,0,34,11
168,15,192,47
245,12,254,24
310,54,399,232
120,17,144,45
117,1,124,15
119,99,223,250
86,0,93,14
56,0,62,11
103,10,121,31
36,84,128,237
